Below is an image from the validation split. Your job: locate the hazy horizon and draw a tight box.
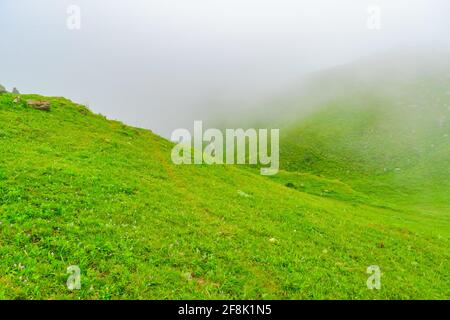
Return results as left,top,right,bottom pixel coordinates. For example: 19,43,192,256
1,0,449,137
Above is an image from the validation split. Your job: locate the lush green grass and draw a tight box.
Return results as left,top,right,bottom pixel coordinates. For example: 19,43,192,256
279,92,450,205
0,92,448,299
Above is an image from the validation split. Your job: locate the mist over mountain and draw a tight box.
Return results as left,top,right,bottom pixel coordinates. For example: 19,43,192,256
216,49,450,209
1,0,449,137
210,48,450,127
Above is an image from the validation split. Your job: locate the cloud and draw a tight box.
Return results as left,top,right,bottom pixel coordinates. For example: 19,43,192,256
1,0,449,137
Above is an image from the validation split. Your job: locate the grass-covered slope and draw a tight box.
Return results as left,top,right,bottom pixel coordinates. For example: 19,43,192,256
263,51,450,209
280,93,450,205
0,93,449,299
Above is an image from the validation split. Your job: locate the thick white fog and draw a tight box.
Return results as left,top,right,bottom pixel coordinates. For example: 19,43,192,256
1,0,449,137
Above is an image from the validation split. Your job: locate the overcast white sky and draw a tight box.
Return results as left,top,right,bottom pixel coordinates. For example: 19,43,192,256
1,0,449,137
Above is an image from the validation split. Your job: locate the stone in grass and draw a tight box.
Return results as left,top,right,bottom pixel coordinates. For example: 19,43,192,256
27,100,51,111
183,272,193,281
237,190,251,198
12,87,20,94
285,182,295,189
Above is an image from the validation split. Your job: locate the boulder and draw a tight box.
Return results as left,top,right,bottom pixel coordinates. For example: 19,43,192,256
27,100,50,111
12,87,20,94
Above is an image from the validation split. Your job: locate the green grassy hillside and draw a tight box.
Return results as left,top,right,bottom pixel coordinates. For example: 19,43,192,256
246,52,450,210
280,92,450,204
0,92,449,299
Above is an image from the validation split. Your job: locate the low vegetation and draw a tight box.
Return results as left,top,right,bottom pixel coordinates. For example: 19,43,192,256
0,89,448,299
